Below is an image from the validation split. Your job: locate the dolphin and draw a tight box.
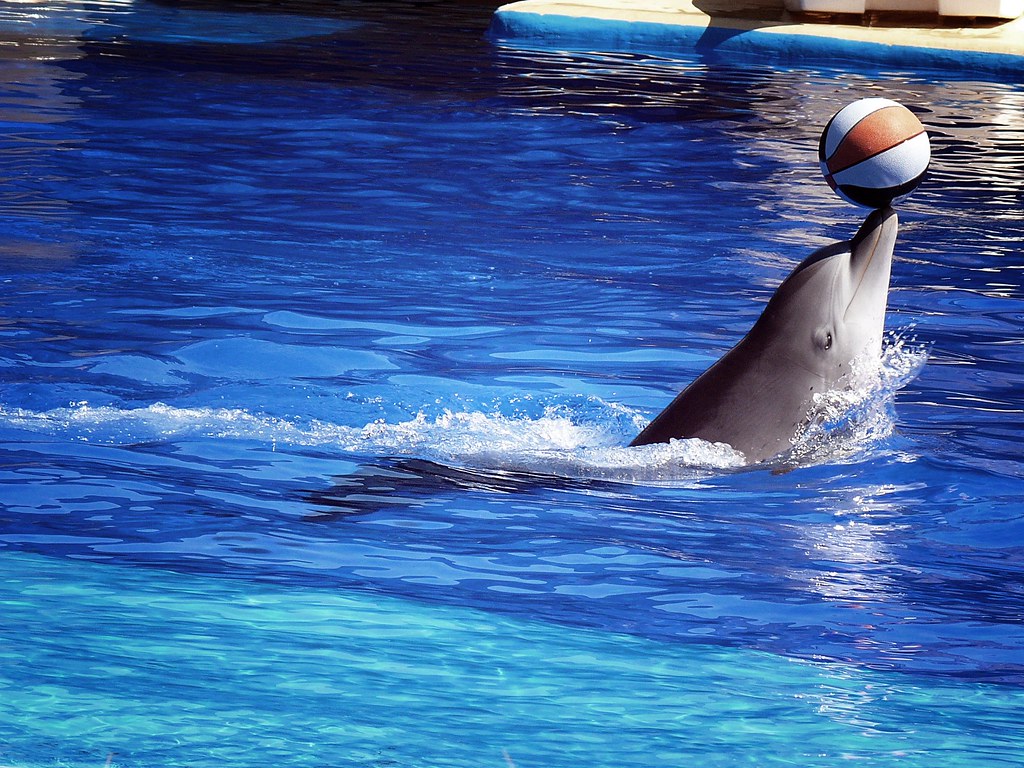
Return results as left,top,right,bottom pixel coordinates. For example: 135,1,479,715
630,206,898,464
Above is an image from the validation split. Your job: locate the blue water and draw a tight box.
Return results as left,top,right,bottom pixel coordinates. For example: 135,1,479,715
1,1,1022,766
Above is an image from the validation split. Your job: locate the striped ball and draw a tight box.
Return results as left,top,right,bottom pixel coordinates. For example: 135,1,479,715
819,98,930,209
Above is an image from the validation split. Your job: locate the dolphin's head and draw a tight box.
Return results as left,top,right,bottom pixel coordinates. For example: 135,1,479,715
756,207,898,387
629,208,899,459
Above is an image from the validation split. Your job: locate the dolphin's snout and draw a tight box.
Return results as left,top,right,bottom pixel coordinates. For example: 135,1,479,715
846,206,898,321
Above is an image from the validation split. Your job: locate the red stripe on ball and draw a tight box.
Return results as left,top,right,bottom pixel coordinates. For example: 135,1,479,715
825,106,925,176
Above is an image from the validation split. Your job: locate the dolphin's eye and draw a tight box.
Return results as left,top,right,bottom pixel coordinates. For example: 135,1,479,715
825,332,833,350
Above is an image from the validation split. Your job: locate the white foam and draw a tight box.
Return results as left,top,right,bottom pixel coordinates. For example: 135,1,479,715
786,330,929,467
0,335,928,481
345,406,747,482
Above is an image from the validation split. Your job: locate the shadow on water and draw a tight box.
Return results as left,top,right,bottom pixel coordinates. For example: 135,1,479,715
305,457,606,520
37,0,798,129
688,0,790,51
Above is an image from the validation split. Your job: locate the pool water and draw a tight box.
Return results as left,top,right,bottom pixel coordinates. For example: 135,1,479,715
0,1,1022,766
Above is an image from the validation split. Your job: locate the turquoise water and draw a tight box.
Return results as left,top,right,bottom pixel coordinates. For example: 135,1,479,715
4,550,1024,768
0,1,1022,766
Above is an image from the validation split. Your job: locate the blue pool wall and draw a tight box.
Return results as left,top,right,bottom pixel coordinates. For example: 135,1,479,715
488,11,1024,77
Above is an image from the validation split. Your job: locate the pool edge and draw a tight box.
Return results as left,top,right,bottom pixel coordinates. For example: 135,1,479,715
488,2,1024,75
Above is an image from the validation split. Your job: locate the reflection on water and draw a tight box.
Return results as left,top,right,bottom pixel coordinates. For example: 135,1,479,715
0,59,81,223
791,482,912,607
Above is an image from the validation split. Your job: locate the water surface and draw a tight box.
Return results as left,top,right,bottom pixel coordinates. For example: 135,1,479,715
0,1,1022,766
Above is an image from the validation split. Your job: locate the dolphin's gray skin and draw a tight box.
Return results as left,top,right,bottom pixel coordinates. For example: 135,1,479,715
631,206,898,464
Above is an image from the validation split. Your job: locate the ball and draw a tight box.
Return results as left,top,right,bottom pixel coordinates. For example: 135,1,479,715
818,98,930,209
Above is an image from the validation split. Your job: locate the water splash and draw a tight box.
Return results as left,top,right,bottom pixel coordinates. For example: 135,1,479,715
785,329,929,468
348,405,746,482
0,335,927,481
